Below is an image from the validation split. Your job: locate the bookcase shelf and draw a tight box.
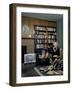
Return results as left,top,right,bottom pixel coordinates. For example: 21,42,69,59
34,25,56,50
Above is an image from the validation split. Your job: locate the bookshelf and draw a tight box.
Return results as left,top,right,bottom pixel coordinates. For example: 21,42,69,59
34,25,56,51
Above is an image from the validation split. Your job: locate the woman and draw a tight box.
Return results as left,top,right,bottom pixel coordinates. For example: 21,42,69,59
36,50,51,66
52,42,60,61
51,42,63,70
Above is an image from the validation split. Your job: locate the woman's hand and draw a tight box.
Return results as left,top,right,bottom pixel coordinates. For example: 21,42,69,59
45,52,48,58
39,54,45,59
53,55,58,58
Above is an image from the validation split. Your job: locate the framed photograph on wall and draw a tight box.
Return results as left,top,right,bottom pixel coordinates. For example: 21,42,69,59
9,3,70,86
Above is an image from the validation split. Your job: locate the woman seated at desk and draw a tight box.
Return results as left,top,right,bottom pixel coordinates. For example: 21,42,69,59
51,42,63,70
36,50,51,66
52,42,60,61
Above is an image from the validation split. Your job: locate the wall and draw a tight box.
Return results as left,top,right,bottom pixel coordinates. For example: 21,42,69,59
0,0,72,90
22,39,34,53
22,16,56,38
57,19,63,48
22,16,56,53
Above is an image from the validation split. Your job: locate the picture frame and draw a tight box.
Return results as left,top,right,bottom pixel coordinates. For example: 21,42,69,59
9,3,70,86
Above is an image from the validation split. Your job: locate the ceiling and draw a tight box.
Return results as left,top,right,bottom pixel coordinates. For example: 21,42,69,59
22,13,63,21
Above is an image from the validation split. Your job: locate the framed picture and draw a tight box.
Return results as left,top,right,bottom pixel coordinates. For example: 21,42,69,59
9,3,70,86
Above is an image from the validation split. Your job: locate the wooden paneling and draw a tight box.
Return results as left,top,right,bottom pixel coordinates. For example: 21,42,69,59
22,16,56,38
22,39,34,53
21,16,56,53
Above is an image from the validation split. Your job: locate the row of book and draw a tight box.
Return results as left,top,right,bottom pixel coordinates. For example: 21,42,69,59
48,28,56,32
34,39,48,44
35,41,56,49
34,35,56,39
48,39,55,43
35,31,47,35
35,26,56,32
34,34,47,39
35,44,47,48
35,26,45,31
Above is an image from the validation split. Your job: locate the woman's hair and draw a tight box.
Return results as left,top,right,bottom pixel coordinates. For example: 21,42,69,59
53,41,59,48
41,49,48,54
